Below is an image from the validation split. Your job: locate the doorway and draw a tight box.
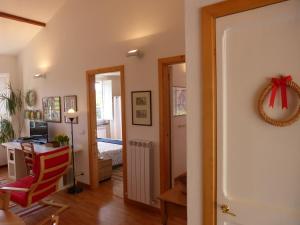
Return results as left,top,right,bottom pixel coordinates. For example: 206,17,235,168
158,55,186,193
86,65,127,199
202,0,299,225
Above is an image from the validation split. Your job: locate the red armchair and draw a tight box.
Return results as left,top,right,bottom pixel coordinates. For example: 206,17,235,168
0,146,71,222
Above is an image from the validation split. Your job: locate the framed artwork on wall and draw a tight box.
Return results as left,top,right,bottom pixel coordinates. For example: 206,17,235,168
131,91,152,126
173,87,187,116
42,96,61,123
64,95,78,124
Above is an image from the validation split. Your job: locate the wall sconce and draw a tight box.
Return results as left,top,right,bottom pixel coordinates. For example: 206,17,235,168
33,73,46,79
126,49,143,58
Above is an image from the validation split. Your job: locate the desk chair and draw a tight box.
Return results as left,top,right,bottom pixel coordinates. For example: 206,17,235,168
0,146,71,224
20,142,36,175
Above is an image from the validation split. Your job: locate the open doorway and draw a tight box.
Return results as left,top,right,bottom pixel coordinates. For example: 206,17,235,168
159,55,186,193
95,72,123,197
87,66,127,199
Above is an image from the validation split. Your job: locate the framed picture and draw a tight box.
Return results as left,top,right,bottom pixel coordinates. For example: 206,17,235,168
64,95,78,124
173,87,187,116
42,96,61,123
131,91,152,126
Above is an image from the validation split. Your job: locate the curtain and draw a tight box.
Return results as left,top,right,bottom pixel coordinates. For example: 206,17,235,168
102,80,113,120
110,96,122,139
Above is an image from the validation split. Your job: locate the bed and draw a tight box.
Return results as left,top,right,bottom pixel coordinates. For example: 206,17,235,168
97,138,123,166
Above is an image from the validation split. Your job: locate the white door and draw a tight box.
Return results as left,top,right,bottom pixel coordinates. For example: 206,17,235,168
216,1,300,224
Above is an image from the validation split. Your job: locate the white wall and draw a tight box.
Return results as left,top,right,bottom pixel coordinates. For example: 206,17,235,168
0,55,20,91
18,0,185,204
185,0,222,224
170,63,187,185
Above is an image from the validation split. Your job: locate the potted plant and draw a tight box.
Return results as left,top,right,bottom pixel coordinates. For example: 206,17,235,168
53,134,70,147
0,118,15,143
62,135,70,146
0,83,23,143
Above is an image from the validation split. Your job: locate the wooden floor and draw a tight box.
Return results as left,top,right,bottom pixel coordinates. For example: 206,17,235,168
110,165,123,198
0,167,186,225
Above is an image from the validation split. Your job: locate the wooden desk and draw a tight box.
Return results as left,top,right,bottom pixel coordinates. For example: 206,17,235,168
159,186,187,225
0,210,25,225
1,142,82,190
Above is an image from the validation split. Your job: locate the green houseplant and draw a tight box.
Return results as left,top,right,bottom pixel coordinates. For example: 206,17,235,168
53,134,70,147
0,83,23,143
0,119,15,143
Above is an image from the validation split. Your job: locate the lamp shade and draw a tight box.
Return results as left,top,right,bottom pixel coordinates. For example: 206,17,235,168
64,108,79,119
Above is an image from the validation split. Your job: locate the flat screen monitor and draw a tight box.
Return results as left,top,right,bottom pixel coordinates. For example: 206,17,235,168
30,121,48,139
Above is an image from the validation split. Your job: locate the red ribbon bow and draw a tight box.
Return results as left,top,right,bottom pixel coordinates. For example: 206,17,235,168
269,75,292,109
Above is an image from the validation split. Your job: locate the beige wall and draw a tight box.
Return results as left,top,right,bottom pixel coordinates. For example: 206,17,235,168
185,0,222,224
18,0,184,204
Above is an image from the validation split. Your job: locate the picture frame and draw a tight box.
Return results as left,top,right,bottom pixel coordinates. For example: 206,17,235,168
42,96,61,123
64,95,78,124
131,91,152,126
173,87,187,116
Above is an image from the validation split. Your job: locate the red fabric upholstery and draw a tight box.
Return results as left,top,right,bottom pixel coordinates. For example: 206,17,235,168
4,176,34,207
1,146,70,207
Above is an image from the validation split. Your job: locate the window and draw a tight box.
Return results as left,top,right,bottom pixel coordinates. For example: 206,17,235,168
95,79,113,121
0,74,9,119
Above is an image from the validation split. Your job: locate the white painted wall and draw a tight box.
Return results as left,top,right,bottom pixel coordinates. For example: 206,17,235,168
0,55,20,90
18,0,185,204
170,63,186,186
185,0,222,224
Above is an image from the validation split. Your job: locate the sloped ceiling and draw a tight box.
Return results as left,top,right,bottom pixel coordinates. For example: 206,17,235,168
0,0,67,55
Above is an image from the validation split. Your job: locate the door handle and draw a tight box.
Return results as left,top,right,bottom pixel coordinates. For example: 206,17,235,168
220,204,236,217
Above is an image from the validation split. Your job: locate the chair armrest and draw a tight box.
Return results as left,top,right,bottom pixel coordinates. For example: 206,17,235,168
0,187,30,192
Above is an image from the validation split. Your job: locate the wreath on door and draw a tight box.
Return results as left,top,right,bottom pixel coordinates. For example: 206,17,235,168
258,75,300,127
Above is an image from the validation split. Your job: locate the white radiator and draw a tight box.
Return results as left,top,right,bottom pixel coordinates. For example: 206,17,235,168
127,139,153,205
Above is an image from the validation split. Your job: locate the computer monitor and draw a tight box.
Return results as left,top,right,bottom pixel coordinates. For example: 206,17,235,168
29,121,48,140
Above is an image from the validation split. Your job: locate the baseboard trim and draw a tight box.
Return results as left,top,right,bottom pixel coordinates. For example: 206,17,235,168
124,198,160,214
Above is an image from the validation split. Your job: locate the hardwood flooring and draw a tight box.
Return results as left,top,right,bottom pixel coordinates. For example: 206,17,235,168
110,165,123,198
0,166,186,225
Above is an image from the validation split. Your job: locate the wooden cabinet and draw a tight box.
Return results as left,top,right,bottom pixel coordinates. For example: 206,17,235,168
98,158,112,182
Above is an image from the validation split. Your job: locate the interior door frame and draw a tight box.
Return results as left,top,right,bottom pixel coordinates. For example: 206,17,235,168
86,65,128,199
201,0,288,224
158,55,185,193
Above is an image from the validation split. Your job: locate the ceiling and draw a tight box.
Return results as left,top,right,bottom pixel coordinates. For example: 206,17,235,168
0,0,67,55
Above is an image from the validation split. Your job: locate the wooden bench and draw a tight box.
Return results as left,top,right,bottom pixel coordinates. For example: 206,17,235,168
159,173,187,225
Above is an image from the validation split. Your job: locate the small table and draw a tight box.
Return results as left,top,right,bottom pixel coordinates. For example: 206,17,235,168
98,158,112,182
159,186,187,225
0,210,25,225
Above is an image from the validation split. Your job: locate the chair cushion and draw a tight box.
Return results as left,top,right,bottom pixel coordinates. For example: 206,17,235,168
2,176,34,207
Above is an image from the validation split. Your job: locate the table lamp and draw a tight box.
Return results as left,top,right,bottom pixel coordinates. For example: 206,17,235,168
64,108,82,194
